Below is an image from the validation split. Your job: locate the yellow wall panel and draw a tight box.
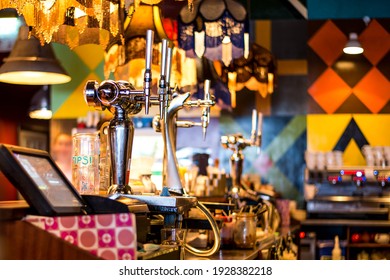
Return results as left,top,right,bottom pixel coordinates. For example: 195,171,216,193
53,73,101,119
72,44,105,71
254,20,271,50
354,114,390,146
343,139,366,166
307,114,352,151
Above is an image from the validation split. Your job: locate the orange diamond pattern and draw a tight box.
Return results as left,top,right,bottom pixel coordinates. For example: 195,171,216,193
308,68,352,113
308,19,390,114
360,19,390,66
353,68,390,113
308,20,347,66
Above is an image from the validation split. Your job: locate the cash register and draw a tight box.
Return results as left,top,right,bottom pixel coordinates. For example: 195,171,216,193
0,143,150,245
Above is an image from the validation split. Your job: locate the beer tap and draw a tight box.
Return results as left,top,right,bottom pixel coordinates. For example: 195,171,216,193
83,30,157,194
175,80,213,140
221,109,262,190
83,29,221,257
155,79,215,194
159,78,219,256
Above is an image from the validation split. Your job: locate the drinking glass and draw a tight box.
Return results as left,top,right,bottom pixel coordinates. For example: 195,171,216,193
72,132,100,194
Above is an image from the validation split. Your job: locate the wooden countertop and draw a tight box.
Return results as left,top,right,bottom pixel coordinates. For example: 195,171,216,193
0,200,32,221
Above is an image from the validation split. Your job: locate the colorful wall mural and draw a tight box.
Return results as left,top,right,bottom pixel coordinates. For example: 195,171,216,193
51,15,390,205
307,19,390,114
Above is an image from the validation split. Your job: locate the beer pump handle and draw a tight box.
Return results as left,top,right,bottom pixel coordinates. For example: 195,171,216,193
257,112,263,150
166,47,173,91
159,39,168,120
202,80,211,140
251,109,257,145
144,29,154,115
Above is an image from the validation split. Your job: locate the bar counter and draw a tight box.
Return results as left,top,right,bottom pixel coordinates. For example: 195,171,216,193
0,201,295,260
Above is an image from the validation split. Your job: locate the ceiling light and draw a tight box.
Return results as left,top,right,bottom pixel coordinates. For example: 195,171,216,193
178,0,248,66
343,32,364,55
0,26,71,85
29,85,52,120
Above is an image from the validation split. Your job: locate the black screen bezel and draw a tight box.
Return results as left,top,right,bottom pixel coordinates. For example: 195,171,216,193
0,144,89,216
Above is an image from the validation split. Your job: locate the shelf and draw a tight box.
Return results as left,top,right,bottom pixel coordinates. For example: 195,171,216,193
301,219,390,227
348,243,390,248
299,219,390,259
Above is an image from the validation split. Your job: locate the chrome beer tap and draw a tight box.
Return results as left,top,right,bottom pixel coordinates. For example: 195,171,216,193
83,29,220,257
161,79,219,256
175,80,213,140
150,76,220,256
221,109,262,190
153,80,215,194
83,30,158,194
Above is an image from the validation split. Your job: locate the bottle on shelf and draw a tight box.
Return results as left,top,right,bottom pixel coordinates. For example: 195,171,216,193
332,235,342,260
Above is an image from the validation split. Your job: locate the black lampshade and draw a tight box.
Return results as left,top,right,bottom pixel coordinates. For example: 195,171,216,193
0,26,71,85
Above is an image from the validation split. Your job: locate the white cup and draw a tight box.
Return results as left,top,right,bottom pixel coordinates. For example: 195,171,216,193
316,152,325,170
305,151,317,170
333,150,343,167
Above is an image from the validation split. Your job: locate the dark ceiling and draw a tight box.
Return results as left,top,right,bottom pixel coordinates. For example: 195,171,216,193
159,0,307,20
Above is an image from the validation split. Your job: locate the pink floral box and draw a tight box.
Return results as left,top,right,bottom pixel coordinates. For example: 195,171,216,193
24,213,137,260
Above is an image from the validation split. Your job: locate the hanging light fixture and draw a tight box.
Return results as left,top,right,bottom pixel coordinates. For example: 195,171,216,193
343,32,364,55
110,2,169,87
220,43,277,106
0,2,127,83
111,1,198,90
178,0,248,67
0,25,71,85
0,1,124,47
29,85,52,119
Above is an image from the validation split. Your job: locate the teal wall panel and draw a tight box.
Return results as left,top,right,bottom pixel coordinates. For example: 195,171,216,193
308,0,390,19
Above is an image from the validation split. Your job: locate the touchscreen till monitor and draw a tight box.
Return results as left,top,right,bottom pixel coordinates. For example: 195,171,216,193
0,144,89,216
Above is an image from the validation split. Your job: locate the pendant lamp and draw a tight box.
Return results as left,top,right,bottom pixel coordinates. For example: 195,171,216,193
178,0,248,66
343,32,364,55
29,85,52,120
0,26,71,85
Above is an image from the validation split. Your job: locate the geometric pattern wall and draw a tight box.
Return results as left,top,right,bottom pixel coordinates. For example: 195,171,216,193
307,19,390,114
307,114,390,166
218,111,307,203
48,18,390,205
257,115,306,203
51,43,111,119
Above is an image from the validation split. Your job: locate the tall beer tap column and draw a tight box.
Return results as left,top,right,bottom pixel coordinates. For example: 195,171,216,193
83,30,156,194
221,109,263,189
